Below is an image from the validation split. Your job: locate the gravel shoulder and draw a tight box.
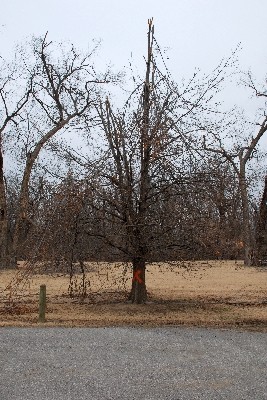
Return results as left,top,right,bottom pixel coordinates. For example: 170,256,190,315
1,326,267,400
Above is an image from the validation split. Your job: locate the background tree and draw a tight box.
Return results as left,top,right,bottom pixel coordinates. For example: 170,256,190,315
10,33,113,263
255,175,267,265
0,55,32,267
203,106,267,265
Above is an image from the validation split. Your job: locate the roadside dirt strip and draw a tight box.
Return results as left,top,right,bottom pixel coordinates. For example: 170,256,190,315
0,327,267,399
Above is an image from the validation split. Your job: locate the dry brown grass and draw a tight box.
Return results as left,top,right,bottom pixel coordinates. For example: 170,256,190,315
0,260,267,330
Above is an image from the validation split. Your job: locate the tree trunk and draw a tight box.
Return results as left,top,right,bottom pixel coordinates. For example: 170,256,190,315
129,257,147,304
239,165,252,266
12,119,72,262
127,21,152,305
254,175,267,266
12,153,33,262
0,142,8,268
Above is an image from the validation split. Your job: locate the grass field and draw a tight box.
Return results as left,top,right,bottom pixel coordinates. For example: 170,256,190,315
0,260,267,330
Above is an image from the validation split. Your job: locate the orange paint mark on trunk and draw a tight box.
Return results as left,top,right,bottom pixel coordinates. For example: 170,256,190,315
132,269,143,284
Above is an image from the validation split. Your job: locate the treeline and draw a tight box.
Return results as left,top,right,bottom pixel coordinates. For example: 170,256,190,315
11,155,244,265
1,22,267,302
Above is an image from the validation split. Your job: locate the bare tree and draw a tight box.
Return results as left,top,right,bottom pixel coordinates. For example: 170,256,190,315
82,19,232,303
0,56,32,267
11,33,112,262
255,175,267,265
14,22,251,303
203,107,267,266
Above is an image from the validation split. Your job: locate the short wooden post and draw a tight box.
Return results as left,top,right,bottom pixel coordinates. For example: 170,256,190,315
38,284,46,323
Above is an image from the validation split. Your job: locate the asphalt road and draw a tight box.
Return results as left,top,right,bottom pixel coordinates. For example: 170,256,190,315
0,326,267,399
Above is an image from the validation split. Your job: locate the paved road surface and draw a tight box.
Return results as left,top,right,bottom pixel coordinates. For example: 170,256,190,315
0,327,267,399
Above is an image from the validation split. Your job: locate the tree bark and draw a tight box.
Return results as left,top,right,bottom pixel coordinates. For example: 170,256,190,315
254,175,267,265
12,118,72,261
129,257,147,304
0,142,8,268
239,163,252,266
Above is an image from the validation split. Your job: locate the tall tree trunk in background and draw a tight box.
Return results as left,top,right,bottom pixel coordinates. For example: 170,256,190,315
239,162,253,266
254,176,267,265
12,120,72,262
0,142,8,268
12,153,34,263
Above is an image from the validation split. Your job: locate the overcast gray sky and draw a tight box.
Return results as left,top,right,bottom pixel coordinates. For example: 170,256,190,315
1,0,267,182
2,0,266,75
1,1,267,133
